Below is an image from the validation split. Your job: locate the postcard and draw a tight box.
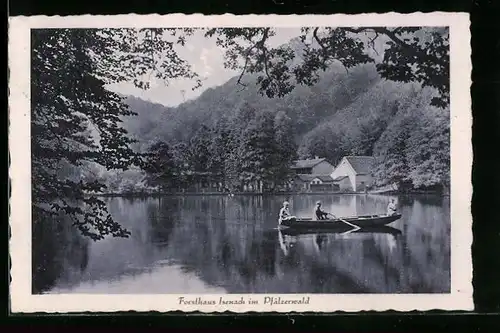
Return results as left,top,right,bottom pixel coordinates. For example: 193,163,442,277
8,12,473,313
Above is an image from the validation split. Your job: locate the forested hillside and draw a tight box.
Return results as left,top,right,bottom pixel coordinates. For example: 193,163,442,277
32,26,450,245
123,62,380,147
104,59,449,194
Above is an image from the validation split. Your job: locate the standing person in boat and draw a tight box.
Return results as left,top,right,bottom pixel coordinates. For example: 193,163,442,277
314,201,329,220
279,201,295,224
387,198,398,216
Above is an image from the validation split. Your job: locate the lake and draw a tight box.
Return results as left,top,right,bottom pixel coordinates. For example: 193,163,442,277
33,194,450,294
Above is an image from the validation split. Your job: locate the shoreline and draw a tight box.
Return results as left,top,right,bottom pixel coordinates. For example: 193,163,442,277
91,190,448,198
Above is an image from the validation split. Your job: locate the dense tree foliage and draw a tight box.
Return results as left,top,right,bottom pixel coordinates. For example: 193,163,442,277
140,103,298,193
124,71,449,194
143,141,178,190
206,27,449,108
373,88,450,191
186,125,213,173
32,28,198,240
272,111,298,185
33,26,450,242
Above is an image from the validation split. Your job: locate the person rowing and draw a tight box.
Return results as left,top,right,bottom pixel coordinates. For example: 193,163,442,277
278,201,296,225
315,201,361,230
314,201,329,220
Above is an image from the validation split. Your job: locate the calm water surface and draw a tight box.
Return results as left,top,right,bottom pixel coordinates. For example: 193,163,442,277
33,194,450,294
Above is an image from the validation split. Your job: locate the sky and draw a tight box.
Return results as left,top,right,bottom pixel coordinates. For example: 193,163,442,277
106,28,302,107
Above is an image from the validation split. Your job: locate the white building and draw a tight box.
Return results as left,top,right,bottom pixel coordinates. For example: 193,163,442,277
330,156,376,192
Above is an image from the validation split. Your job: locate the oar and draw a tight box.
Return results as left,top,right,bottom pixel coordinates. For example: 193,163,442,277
327,213,361,230
340,228,359,236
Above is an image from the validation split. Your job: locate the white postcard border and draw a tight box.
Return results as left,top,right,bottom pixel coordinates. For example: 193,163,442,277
8,12,473,313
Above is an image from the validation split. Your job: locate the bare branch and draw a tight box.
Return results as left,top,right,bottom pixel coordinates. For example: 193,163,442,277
372,27,408,48
341,27,372,34
342,27,404,47
236,28,271,87
236,55,250,87
260,30,271,79
368,31,380,56
313,27,327,52
313,27,349,74
235,45,256,87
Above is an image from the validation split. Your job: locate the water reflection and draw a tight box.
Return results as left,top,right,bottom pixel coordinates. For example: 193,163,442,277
33,194,450,294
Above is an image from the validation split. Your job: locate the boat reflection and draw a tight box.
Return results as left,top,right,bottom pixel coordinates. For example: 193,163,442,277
277,226,403,257
279,225,402,237
35,194,449,294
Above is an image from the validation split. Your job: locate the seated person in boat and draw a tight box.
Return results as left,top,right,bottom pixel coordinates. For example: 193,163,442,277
279,201,295,224
314,201,329,220
386,198,397,216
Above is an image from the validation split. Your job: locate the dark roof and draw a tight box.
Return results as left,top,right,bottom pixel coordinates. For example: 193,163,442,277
295,174,317,182
312,175,335,182
296,174,336,183
332,176,349,181
344,156,375,175
291,158,327,169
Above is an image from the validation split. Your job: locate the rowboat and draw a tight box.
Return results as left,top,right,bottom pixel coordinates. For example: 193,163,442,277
279,213,402,229
279,225,402,237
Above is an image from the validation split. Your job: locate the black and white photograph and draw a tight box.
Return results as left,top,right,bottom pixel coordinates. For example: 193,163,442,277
9,13,472,312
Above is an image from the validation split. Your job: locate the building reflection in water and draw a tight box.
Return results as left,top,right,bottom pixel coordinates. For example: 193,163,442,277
33,194,450,294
